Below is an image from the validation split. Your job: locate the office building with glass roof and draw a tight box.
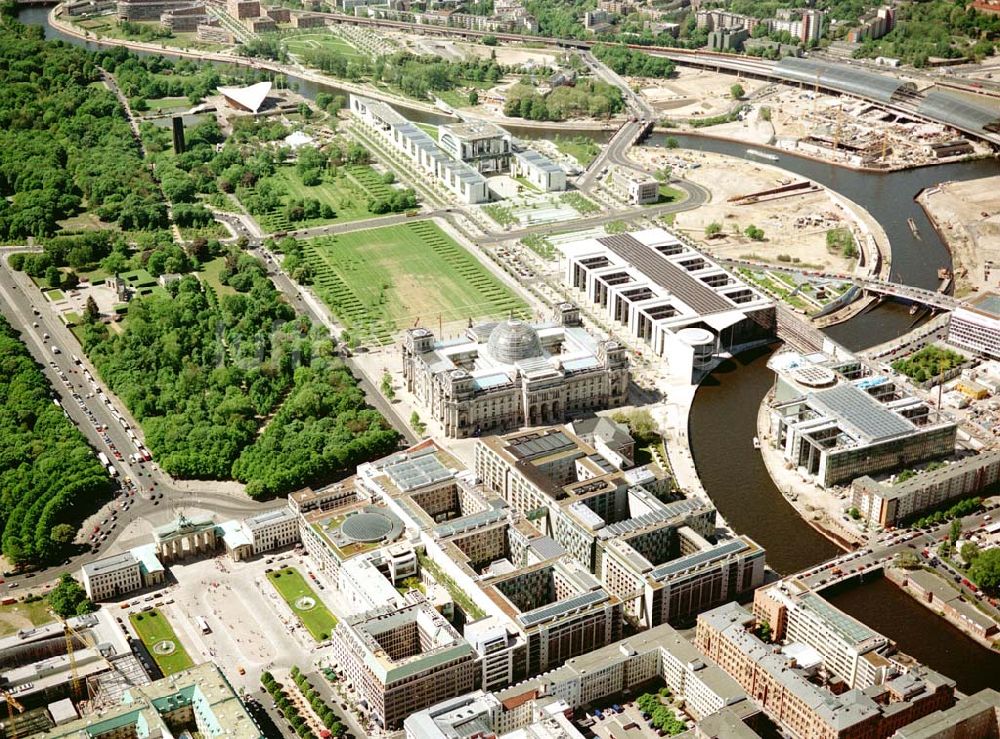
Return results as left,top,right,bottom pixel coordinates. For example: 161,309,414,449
560,228,775,383
767,350,956,487
402,304,628,438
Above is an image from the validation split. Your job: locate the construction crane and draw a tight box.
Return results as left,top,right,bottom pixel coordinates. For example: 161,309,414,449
54,614,136,706
59,616,83,700
2,691,25,739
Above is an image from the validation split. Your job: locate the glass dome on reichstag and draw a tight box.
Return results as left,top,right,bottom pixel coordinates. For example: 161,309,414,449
487,319,543,364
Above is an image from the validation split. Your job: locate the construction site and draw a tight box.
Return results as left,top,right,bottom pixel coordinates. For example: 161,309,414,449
0,610,151,737
743,85,991,169
632,146,884,277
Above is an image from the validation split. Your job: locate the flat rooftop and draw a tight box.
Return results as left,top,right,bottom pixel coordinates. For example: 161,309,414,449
597,233,732,315
809,382,915,442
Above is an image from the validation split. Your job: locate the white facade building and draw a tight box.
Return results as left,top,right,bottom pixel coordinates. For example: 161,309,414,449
949,300,1000,359
512,149,566,191
561,228,775,383
350,94,489,204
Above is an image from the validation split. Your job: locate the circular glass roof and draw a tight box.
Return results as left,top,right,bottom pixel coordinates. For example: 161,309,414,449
487,319,543,364
340,512,395,543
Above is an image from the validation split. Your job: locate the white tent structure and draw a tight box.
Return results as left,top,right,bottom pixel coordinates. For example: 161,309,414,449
217,81,272,113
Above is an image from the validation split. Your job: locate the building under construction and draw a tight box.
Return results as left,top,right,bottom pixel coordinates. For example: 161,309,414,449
0,610,152,738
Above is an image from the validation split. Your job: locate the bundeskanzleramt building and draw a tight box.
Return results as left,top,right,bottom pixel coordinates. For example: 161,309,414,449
561,228,775,383
330,600,479,730
767,351,957,488
438,121,512,174
402,307,628,438
696,602,956,739
852,450,1000,528
350,94,489,204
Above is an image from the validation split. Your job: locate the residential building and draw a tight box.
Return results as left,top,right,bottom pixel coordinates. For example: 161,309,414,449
894,688,1000,738
350,94,489,203
117,0,194,21
752,579,894,689
696,602,956,739
708,27,748,51
197,20,234,42
894,568,999,641
401,309,628,438
767,351,957,488
851,451,1000,527
32,662,262,739
560,229,776,383
606,165,660,205
159,3,207,31
948,295,1000,359
847,6,894,43
291,12,326,26
227,0,259,18
266,5,290,21
247,15,276,31
331,600,479,729
81,546,165,601
438,121,512,174
511,149,566,191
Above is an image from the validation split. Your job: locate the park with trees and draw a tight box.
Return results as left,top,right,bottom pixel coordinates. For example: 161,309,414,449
0,315,110,567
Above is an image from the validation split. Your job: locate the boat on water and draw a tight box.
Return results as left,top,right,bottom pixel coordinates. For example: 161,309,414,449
753,436,761,449
746,149,780,162
908,217,922,240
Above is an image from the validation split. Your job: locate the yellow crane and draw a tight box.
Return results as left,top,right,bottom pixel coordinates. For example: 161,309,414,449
2,691,25,739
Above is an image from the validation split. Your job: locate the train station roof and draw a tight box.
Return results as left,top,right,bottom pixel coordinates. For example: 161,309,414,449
917,89,1000,137
774,57,916,104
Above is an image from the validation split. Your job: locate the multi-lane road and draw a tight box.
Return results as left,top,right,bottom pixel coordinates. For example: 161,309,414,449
0,251,286,588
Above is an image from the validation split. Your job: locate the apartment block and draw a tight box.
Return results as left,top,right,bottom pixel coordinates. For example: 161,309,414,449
852,450,1000,528
696,603,956,739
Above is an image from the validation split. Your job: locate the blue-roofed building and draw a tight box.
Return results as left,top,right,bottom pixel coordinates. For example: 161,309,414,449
402,304,629,438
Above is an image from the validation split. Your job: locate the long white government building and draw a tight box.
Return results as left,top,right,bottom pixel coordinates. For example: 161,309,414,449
559,228,776,382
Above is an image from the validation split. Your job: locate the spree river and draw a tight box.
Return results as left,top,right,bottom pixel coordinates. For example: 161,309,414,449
21,5,1000,691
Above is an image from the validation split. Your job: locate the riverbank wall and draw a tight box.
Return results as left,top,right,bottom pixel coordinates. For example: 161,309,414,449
885,566,1000,653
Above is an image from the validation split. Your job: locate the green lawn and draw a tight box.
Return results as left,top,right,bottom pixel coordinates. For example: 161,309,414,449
45,289,64,302
0,599,55,638
554,136,600,167
653,184,684,205
301,220,528,344
415,122,438,139
130,609,194,675
146,96,191,113
284,31,365,62
257,165,389,232
197,256,237,297
267,567,338,641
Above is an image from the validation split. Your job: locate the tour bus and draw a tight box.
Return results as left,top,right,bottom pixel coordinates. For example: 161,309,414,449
196,616,211,634
97,451,110,467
